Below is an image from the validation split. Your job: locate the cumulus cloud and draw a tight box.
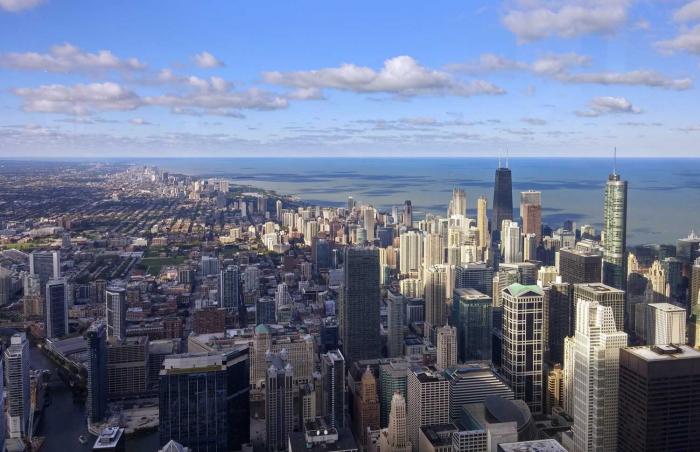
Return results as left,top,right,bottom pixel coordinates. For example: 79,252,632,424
0,0,43,12
194,51,224,68
448,53,692,90
129,118,152,126
0,43,146,73
14,82,142,115
673,0,700,22
656,24,700,55
502,0,631,42
575,96,641,117
263,55,505,98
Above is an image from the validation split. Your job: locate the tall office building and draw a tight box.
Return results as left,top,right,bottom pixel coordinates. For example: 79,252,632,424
423,233,444,268
492,166,513,239
502,284,543,415
452,288,491,362
544,283,573,364
406,367,450,452
502,221,522,264
444,364,514,421
618,345,700,452
220,265,240,310
364,207,377,242
321,350,345,429
449,187,467,217
340,247,380,366
29,250,60,291
570,299,627,452
558,248,602,285
403,200,413,228
455,263,493,297
265,351,294,452
312,237,332,274
200,255,220,277
645,303,686,345
0,267,12,306
86,321,108,424
436,325,457,370
424,265,448,339
477,196,489,250
379,360,408,428
354,367,380,445
399,231,423,275
387,291,407,358
692,258,700,307
105,285,126,342
45,278,68,338
520,190,542,244
602,172,628,291
5,333,29,440
159,348,250,451
573,283,625,335
379,391,412,452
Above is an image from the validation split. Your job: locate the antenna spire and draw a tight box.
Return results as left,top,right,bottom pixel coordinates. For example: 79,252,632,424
506,147,510,169
498,149,502,168
613,147,617,176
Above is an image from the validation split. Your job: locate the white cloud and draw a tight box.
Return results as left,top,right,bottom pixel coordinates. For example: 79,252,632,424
521,117,547,125
575,96,641,117
129,118,152,126
448,52,692,90
263,55,505,98
0,0,43,12
0,43,146,73
673,0,700,22
502,0,631,42
194,51,224,68
14,82,142,115
656,24,700,55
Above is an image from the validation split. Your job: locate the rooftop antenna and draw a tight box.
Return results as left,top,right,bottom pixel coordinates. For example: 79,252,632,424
613,146,617,176
506,147,510,169
498,149,502,169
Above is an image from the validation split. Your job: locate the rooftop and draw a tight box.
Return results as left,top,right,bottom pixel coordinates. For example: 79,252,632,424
497,439,566,452
575,283,624,294
504,283,543,298
625,344,700,361
648,302,686,313
93,427,124,449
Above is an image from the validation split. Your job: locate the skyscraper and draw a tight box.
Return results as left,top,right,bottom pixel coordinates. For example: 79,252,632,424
86,320,108,424
502,284,543,415
452,288,492,362
692,257,700,307
403,200,413,228
220,265,240,310
573,283,625,335
0,267,12,306
492,166,513,240
354,367,380,445
387,290,407,358
520,190,542,245
159,348,250,451
558,248,602,285
406,366,450,452
423,233,444,268
602,172,628,291
340,247,380,366
424,265,448,340
379,391,412,452
645,303,686,345
321,349,345,429
379,360,408,428
543,283,573,364
617,345,700,452
502,221,522,264
29,250,60,290
477,196,489,250
399,231,423,275
265,351,294,452
436,325,457,370
5,333,29,440
570,299,627,452
449,187,467,217
105,285,126,342
364,206,377,242
45,278,68,339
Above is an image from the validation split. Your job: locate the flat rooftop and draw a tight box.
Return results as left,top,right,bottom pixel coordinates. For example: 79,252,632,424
647,302,686,313
498,439,566,452
625,344,700,362
575,283,624,294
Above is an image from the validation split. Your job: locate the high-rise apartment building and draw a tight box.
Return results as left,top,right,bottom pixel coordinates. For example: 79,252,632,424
321,350,345,429
570,299,628,452
477,196,489,250
502,221,522,264
5,333,29,440
436,325,457,370
403,200,413,228
220,264,240,310
200,255,220,277
387,291,407,358
452,288,492,362
602,172,628,291
340,247,380,366
406,366,450,452
159,348,250,451
492,167,513,239
105,285,126,342
502,284,543,415
424,265,448,339
423,233,444,268
29,250,60,291
86,321,108,424
46,278,68,338
618,344,700,452
399,231,423,275
558,248,602,285
520,190,542,244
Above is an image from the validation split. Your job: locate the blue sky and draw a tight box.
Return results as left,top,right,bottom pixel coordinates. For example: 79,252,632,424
0,0,699,157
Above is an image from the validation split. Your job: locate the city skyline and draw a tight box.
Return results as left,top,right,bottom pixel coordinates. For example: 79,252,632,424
2,1,700,157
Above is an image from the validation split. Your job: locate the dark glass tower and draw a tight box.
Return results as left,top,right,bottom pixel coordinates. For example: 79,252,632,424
492,167,513,239
86,320,108,424
602,173,627,292
340,247,380,366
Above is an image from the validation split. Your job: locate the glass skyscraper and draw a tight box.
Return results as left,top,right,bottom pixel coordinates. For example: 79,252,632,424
602,173,628,292
492,166,513,239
